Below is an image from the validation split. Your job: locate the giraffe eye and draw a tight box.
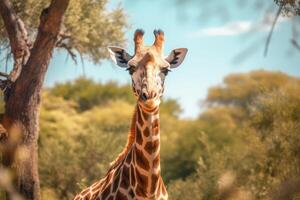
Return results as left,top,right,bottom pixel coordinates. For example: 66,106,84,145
161,68,171,76
126,65,136,75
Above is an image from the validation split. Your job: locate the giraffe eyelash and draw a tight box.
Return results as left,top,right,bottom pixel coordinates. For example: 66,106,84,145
161,68,171,76
126,65,136,75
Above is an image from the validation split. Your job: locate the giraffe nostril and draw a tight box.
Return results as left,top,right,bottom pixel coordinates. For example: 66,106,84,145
140,92,148,101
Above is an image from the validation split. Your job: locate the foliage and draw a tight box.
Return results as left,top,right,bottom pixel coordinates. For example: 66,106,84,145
49,77,183,117
0,0,127,63
249,81,300,196
49,78,135,111
160,98,182,118
275,0,300,16
167,70,300,200
39,93,132,199
36,71,300,199
205,70,292,108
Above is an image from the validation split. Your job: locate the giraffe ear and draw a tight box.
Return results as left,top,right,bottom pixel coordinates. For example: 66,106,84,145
165,48,188,68
108,46,132,68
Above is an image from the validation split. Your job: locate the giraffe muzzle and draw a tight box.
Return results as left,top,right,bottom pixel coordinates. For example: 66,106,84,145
139,89,158,101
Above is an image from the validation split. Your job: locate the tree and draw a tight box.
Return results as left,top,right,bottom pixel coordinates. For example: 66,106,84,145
49,78,135,111
0,0,126,199
166,70,300,199
205,70,293,108
275,0,300,15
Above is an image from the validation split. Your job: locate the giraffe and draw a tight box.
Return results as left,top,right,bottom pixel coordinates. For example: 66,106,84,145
73,29,188,200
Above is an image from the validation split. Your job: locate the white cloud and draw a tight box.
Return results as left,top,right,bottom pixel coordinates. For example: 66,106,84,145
189,15,289,38
198,21,252,36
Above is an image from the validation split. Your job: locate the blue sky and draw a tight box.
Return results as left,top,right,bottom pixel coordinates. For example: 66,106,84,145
44,0,300,118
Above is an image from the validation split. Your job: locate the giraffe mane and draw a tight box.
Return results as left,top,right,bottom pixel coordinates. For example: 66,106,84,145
108,106,137,171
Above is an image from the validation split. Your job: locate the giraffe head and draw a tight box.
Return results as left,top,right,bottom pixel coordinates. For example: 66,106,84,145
108,29,188,110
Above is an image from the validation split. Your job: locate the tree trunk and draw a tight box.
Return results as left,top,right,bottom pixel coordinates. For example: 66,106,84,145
0,0,70,199
2,27,60,200
2,43,52,199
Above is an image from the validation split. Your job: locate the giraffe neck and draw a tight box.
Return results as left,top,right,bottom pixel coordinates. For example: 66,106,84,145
73,103,168,200
128,103,163,198
135,103,161,174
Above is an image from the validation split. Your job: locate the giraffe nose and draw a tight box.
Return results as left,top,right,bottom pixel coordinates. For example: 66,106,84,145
140,90,157,101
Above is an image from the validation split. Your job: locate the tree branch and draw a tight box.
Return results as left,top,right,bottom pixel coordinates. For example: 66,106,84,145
38,0,70,36
0,0,30,82
56,31,78,64
0,71,9,78
56,31,71,46
291,38,300,51
56,42,77,64
264,5,283,57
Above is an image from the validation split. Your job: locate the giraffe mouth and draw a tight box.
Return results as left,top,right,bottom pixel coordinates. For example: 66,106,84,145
138,97,160,110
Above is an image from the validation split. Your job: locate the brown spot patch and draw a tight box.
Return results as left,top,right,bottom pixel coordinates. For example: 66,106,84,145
135,168,148,188
120,166,130,189
129,188,135,198
136,128,143,145
153,126,159,136
100,185,111,200
107,196,114,200
126,150,132,164
116,191,128,200
151,174,159,193
136,185,147,197
91,192,99,199
144,127,150,137
84,193,91,199
103,172,113,187
112,171,121,193
152,119,159,130
135,148,150,170
144,140,159,155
